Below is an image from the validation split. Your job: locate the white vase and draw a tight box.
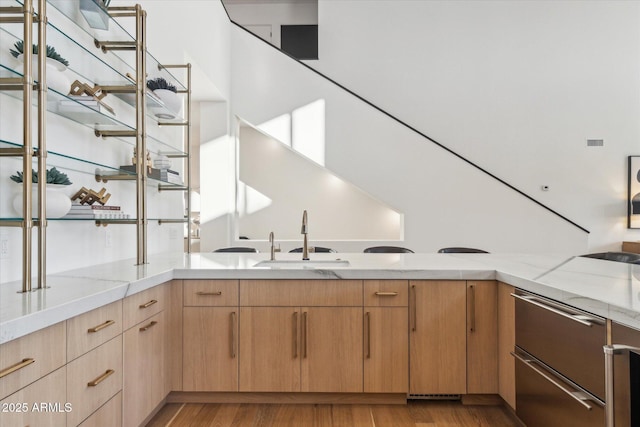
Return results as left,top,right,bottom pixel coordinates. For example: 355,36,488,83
15,54,71,94
153,89,182,119
12,184,72,219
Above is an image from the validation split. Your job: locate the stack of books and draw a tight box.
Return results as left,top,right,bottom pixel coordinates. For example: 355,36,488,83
64,203,131,220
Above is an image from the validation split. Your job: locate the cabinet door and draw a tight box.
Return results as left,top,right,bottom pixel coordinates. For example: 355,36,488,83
183,307,238,391
301,307,363,392
239,307,300,392
409,280,466,394
364,307,408,393
498,282,516,409
123,311,166,427
467,281,498,394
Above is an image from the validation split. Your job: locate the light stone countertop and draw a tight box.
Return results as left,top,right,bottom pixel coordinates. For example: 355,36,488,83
2,251,640,344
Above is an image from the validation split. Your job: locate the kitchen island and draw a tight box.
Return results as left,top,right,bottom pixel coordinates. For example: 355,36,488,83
1,252,638,427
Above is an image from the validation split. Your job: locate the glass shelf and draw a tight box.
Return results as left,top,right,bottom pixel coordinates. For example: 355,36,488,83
0,64,187,156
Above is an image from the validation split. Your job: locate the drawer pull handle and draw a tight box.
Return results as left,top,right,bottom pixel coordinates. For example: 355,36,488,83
0,358,35,379
411,285,417,332
365,312,371,359
511,351,595,411
293,312,298,359
139,299,158,309
510,293,597,327
469,285,476,333
139,320,158,332
303,311,308,359
196,291,222,296
87,369,115,387
88,320,115,333
230,311,237,359
374,292,398,296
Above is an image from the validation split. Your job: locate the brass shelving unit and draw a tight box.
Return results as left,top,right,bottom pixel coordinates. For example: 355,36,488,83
0,0,192,290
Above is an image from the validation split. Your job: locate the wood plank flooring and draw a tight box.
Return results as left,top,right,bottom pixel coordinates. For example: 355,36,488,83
146,401,521,427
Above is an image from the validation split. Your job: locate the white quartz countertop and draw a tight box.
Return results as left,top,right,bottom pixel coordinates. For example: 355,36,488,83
2,251,640,344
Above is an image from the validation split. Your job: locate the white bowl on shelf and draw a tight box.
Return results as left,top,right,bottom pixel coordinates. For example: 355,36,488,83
12,184,72,219
15,54,70,94
151,89,182,119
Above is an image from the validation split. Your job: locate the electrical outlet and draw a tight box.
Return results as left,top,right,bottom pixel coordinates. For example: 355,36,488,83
0,237,9,259
169,227,178,240
105,229,112,248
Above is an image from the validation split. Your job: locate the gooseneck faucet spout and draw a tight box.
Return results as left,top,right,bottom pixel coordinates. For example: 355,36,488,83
269,231,276,261
301,210,309,260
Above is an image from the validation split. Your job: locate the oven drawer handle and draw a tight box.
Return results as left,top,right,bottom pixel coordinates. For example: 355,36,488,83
604,344,640,427
510,293,596,327
511,351,594,411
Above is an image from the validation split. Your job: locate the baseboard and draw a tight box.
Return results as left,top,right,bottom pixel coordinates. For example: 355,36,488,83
461,394,504,406
167,392,407,405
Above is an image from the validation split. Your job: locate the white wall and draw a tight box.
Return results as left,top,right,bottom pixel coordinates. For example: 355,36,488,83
310,0,640,251
224,1,318,48
229,23,588,254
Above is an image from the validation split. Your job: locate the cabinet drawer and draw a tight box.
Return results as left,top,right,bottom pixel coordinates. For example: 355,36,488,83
123,284,167,330
184,280,239,306
0,322,66,400
0,366,67,427
67,300,123,362
67,335,122,427
78,391,122,427
240,280,363,306
364,280,408,306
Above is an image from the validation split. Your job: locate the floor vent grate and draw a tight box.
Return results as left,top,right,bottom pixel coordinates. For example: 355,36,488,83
408,394,461,400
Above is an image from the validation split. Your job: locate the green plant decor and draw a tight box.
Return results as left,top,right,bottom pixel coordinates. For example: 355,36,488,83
10,167,72,185
9,41,70,67
146,77,177,93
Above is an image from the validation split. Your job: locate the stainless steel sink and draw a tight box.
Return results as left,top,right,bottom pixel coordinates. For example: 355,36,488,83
253,260,350,269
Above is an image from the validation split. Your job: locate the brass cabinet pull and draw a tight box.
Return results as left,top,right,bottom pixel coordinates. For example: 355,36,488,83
0,358,35,379
139,320,158,332
139,299,158,309
197,291,222,296
293,312,298,359
87,369,115,387
411,285,417,332
469,284,476,333
230,311,237,359
366,312,371,359
374,291,398,296
303,312,308,359
88,319,115,333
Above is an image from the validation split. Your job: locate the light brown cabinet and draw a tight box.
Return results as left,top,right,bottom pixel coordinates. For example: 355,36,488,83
409,280,467,395
466,281,498,394
239,280,363,393
183,307,238,391
182,280,238,392
363,280,408,393
123,307,167,427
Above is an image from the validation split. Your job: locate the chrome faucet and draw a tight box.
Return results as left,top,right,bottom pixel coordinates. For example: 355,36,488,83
269,231,276,261
301,210,309,260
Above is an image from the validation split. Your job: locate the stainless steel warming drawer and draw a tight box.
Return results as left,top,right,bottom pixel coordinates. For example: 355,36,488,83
514,289,607,400
514,289,607,427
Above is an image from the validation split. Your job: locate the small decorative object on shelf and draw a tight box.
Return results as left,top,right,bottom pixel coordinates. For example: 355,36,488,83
67,80,115,115
79,0,111,31
10,41,70,93
146,77,182,119
71,187,112,205
10,168,73,218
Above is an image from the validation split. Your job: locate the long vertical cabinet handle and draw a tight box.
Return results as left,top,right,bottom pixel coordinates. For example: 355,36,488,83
293,312,298,359
604,344,640,427
469,284,476,333
303,311,308,359
230,311,237,359
366,312,371,359
411,285,417,332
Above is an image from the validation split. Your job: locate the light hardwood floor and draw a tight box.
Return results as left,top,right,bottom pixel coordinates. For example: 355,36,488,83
146,401,521,426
